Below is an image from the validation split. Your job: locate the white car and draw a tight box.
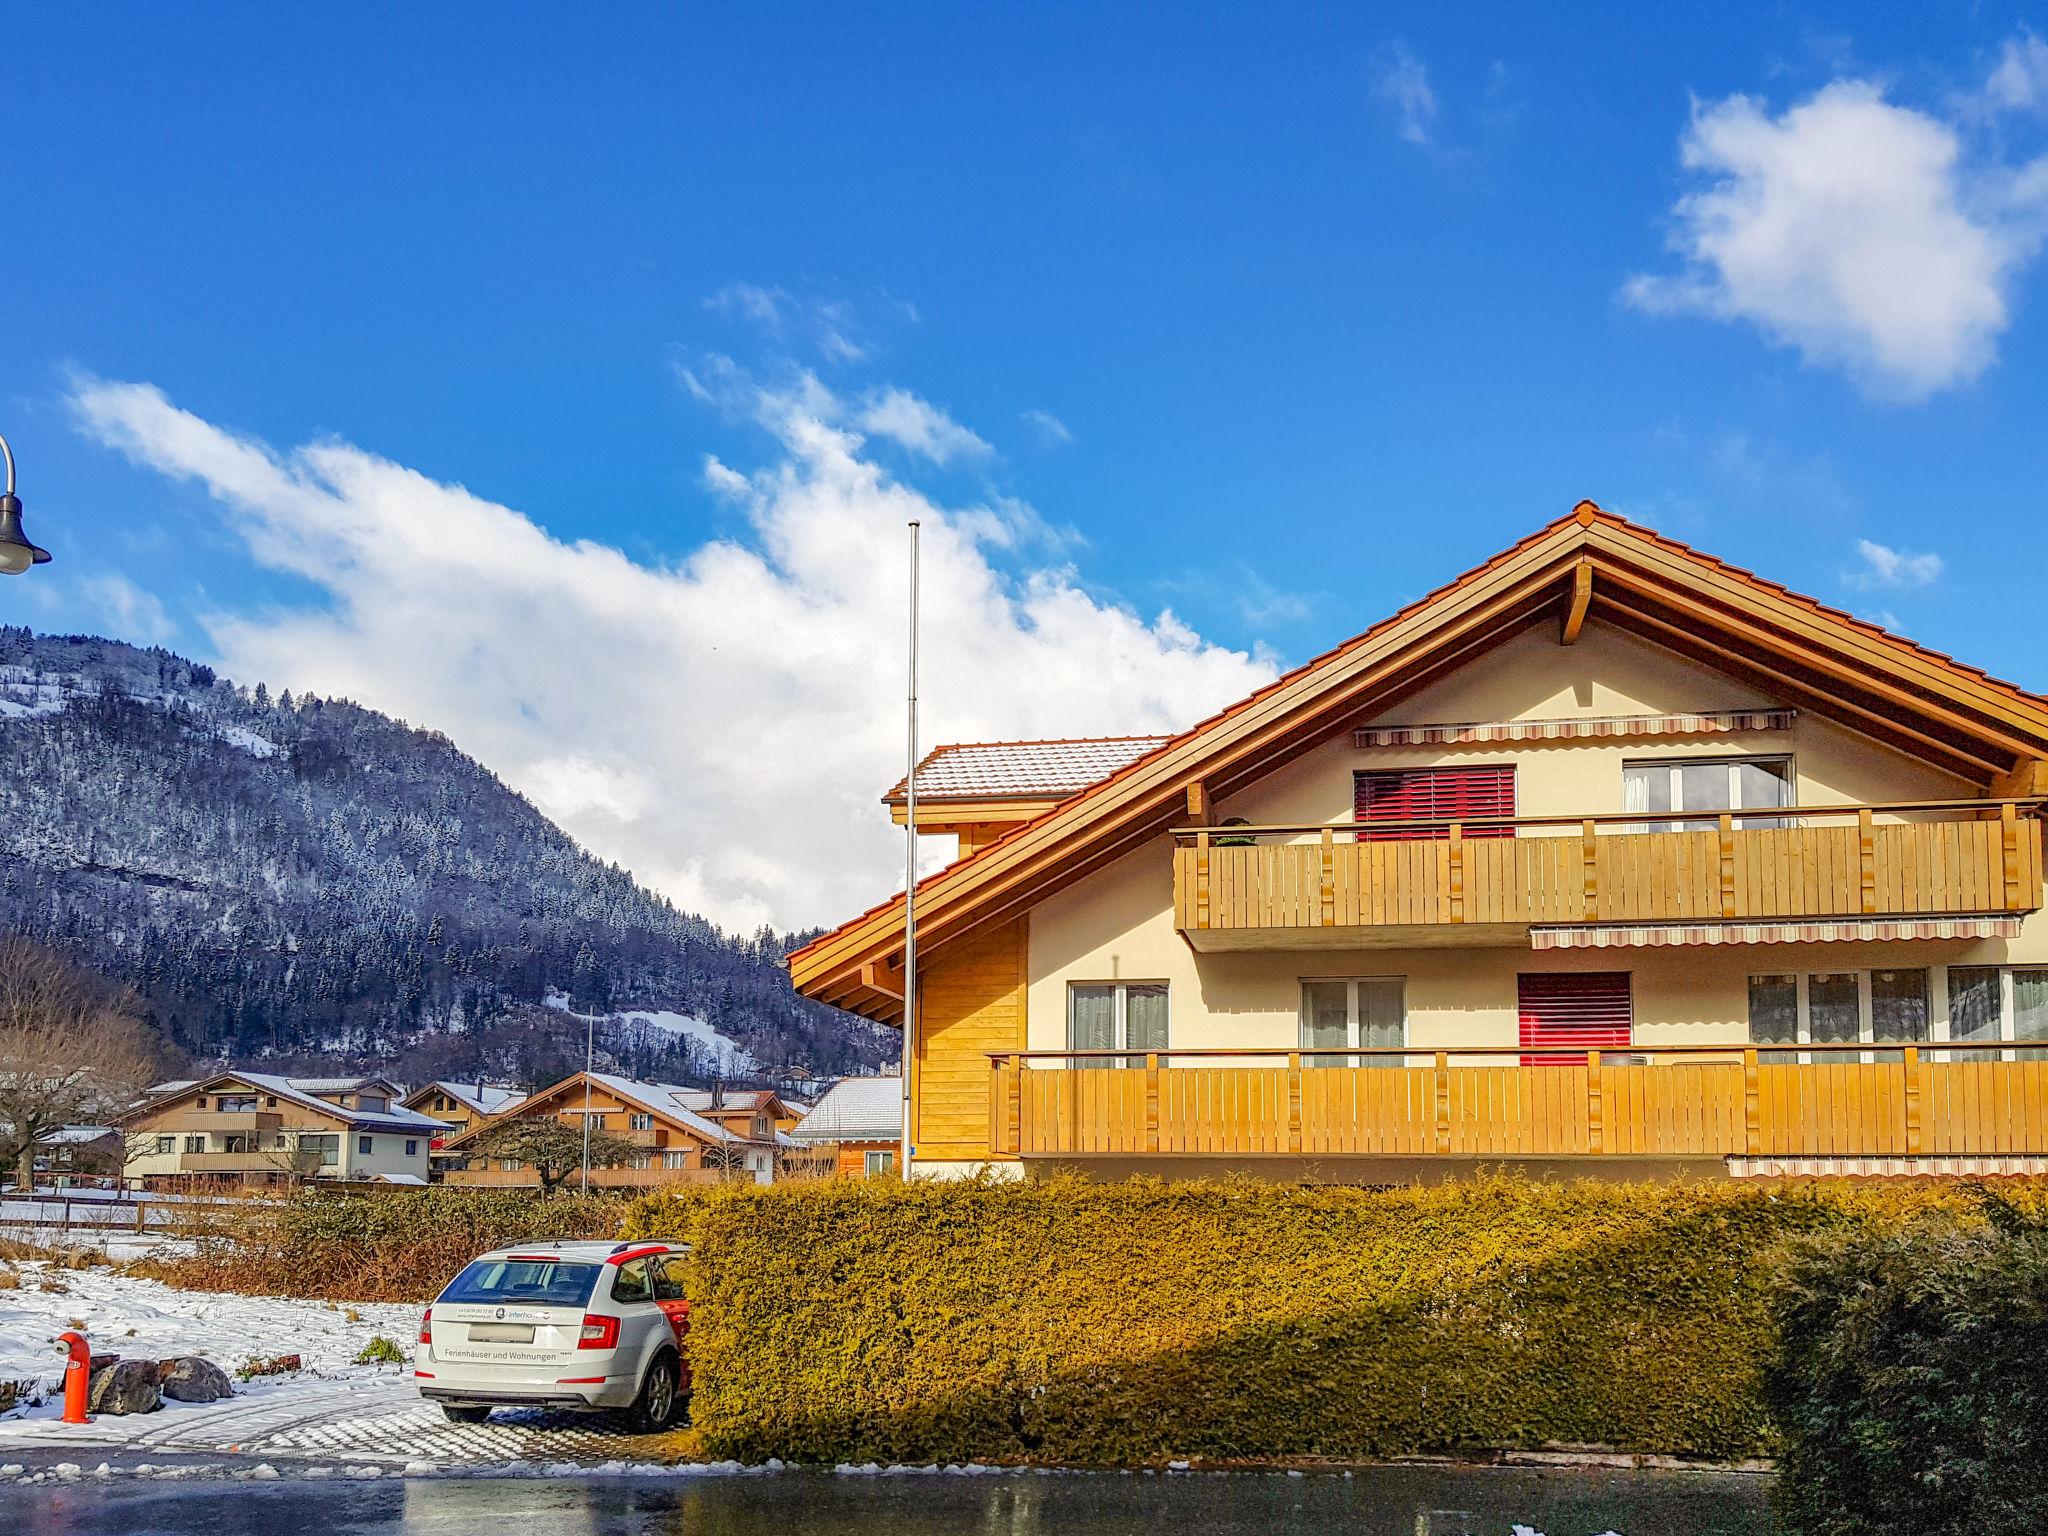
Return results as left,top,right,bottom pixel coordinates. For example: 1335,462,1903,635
415,1240,691,1430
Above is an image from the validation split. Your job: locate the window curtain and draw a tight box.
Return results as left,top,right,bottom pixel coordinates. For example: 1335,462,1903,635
1068,985,1116,1055
1124,984,1170,1053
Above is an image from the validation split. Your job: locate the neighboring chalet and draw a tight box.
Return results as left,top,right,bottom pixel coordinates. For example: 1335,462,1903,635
122,1073,448,1187
400,1080,526,1179
438,1072,788,1188
789,1076,902,1177
792,504,2048,1181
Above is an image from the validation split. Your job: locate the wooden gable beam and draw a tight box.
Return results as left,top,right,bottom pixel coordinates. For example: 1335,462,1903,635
1990,759,2048,800
859,958,905,1001
1560,557,1593,645
1184,781,1212,826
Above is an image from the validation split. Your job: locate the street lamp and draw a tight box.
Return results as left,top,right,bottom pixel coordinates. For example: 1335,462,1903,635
0,432,53,575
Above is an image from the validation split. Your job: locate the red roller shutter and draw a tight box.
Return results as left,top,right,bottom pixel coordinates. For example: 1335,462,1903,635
1353,765,1515,841
1518,972,1632,1065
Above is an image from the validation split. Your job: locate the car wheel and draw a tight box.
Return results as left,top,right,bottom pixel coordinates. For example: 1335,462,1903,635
630,1352,679,1433
441,1405,491,1425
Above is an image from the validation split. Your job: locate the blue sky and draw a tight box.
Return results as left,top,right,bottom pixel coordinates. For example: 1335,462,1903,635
6,5,2048,929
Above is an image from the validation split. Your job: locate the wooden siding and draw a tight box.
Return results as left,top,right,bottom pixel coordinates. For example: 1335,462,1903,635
1175,806,2043,947
915,916,1027,1161
989,1047,2048,1161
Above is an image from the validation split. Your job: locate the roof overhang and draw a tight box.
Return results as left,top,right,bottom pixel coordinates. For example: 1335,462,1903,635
791,504,2048,1024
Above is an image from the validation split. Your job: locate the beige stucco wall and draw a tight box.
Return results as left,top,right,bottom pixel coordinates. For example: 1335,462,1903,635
1023,619,2047,1058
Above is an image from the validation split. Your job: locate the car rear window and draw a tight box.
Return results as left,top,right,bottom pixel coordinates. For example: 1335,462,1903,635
439,1258,601,1308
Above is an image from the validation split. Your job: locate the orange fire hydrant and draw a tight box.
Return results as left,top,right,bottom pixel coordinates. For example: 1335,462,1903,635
57,1329,92,1424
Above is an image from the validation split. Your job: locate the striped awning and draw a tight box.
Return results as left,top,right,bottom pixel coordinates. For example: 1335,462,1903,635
1531,916,2023,949
1729,1155,2048,1179
1354,707,1795,748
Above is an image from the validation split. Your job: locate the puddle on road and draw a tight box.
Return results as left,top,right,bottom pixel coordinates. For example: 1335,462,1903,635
9,1463,1771,1536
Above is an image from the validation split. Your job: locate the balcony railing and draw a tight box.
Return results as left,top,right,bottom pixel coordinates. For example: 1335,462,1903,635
987,1043,2048,1161
1173,798,2044,949
441,1164,735,1189
154,1111,284,1134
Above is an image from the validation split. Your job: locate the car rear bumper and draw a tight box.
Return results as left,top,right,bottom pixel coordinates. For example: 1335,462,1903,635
417,1358,638,1410
419,1384,613,1411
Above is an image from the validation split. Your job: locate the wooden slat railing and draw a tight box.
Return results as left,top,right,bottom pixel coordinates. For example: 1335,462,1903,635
1173,799,2045,941
987,1043,2048,1161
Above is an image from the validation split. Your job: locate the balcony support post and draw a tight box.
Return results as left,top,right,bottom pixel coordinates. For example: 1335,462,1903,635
1903,1045,1923,1156
1858,808,1877,915
1195,830,1211,930
1587,1049,1603,1154
2002,802,2021,911
1718,814,1737,920
1433,1052,1451,1154
1581,820,1599,922
1145,1053,1161,1154
1319,827,1336,927
1286,1051,1303,1155
1448,823,1465,924
1742,1049,1762,1155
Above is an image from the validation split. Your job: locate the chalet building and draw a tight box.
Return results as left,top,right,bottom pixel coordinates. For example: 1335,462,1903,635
122,1073,448,1187
400,1080,526,1179
792,504,2048,1181
789,1076,903,1177
438,1071,786,1189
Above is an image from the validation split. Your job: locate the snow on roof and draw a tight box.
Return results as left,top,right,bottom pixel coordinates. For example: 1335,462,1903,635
421,1081,526,1116
790,1076,904,1144
582,1073,757,1145
882,736,1173,805
673,1088,779,1115
373,1172,429,1185
37,1125,116,1145
147,1072,450,1134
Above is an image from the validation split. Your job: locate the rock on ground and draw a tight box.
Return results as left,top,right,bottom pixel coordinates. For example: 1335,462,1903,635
87,1359,163,1415
158,1356,234,1404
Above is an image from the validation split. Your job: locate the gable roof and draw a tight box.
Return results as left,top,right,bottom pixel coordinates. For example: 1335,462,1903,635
127,1071,450,1134
440,1072,775,1151
789,1075,903,1143
404,1080,526,1117
792,502,2048,1023
884,736,1174,805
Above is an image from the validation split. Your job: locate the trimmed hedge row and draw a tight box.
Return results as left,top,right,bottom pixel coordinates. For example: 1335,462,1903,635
621,1174,2044,1465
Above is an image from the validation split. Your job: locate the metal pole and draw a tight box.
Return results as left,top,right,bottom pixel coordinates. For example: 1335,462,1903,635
902,520,920,1180
0,432,14,498
581,1012,593,1195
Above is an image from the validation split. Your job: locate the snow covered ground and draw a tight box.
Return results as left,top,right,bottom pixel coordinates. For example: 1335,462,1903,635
545,992,757,1075
0,1261,421,1418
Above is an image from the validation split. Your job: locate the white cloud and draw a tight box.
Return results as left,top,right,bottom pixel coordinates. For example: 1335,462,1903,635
1844,538,1943,590
855,387,992,465
69,375,1272,934
1986,32,2048,113
1374,44,1438,147
1021,408,1073,447
704,283,868,363
1624,81,2048,400
78,572,175,645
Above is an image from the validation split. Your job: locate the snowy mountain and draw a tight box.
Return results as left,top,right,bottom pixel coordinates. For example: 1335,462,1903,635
0,627,891,1085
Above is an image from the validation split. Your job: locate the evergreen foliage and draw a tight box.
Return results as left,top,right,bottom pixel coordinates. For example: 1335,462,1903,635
0,627,888,1083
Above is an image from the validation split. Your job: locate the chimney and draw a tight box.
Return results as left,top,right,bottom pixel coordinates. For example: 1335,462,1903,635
711,1080,725,1110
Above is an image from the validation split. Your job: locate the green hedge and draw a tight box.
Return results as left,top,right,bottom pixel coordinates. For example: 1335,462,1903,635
621,1174,2033,1465
1765,1190,2048,1535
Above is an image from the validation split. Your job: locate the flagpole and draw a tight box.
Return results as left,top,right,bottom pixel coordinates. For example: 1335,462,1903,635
901,519,920,1180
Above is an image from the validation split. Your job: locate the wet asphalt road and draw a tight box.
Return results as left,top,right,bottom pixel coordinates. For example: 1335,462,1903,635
11,1465,1772,1535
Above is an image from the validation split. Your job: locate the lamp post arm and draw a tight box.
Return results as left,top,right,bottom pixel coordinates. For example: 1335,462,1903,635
0,432,14,499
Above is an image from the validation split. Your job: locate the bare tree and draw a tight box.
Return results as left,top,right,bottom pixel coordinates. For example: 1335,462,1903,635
470,1114,638,1193
0,939,163,1191
263,1135,333,1187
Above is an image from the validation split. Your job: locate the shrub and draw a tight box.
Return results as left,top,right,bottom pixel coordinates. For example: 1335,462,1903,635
620,1173,2034,1466
1765,1189,2048,1535
353,1336,405,1367
142,1187,626,1302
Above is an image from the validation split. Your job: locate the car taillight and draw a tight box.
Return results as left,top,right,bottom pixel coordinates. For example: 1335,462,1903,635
418,1306,432,1345
577,1314,619,1350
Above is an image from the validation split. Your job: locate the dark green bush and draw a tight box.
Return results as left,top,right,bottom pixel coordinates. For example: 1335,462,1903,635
622,1173,2030,1465
1766,1190,2048,1535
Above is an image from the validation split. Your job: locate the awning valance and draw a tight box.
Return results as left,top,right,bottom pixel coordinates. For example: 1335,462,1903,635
1531,916,2023,950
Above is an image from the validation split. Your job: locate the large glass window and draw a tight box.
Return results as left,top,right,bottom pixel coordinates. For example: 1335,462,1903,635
1067,982,1169,1065
1623,757,1791,832
1748,974,1799,1064
1949,966,2002,1061
2017,971,2048,1043
1806,973,1861,1046
1745,969,1930,1061
1869,968,1930,1061
1300,978,1406,1066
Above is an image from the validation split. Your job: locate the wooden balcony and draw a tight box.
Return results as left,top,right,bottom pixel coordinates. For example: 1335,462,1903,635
1173,799,2044,950
442,1164,736,1189
988,1044,2048,1163
154,1111,284,1135
178,1151,294,1173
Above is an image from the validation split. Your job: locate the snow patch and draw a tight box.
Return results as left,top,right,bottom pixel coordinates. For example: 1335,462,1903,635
545,992,756,1075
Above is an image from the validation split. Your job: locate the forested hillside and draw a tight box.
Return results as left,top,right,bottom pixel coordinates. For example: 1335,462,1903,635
0,627,889,1085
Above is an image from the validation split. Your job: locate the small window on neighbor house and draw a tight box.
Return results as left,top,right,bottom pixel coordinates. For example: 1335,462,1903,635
184,1135,204,1154
265,1096,278,1109
155,1135,174,1154
629,1113,654,1131
404,1139,418,1157
864,1150,897,1178
195,1097,207,1110
663,1150,690,1169
358,1135,373,1155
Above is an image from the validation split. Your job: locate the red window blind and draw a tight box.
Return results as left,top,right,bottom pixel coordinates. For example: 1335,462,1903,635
1353,766,1515,841
1518,973,1632,1065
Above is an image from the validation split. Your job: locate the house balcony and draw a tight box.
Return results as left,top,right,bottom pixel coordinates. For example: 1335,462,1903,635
177,1151,292,1174
154,1111,284,1135
442,1164,741,1189
1172,799,2044,951
986,1044,2048,1165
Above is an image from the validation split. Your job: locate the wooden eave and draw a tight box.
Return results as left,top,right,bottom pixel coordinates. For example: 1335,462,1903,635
789,503,2048,1024
440,1072,729,1153
117,1073,352,1131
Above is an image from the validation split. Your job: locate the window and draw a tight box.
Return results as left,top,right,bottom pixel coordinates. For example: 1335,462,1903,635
357,1135,373,1155
183,1135,205,1154
298,1134,339,1167
753,1115,771,1139
1746,970,1932,1061
589,1114,609,1130
628,1154,653,1169
864,1149,898,1177
501,1158,523,1172
441,1258,599,1309
1944,966,2048,1061
1300,978,1406,1066
404,1139,418,1157
662,1150,691,1170
224,1134,251,1154
1622,756,1791,832
358,1094,387,1112
218,1095,257,1114
652,1257,686,1302
629,1113,654,1131
1517,973,1632,1065
155,1135,174,1155
611,1259,654,1305
1353,766,1515,841
1067,981,1169,1064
